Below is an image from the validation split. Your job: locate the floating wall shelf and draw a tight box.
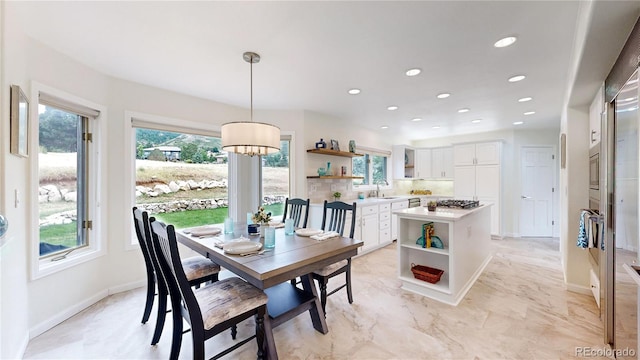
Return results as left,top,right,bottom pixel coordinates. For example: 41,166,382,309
307,149,364,158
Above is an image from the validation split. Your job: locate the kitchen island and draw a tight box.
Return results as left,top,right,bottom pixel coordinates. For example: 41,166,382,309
394,204,492,305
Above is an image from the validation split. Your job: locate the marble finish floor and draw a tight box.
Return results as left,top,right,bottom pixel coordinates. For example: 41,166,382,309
24,237,607,359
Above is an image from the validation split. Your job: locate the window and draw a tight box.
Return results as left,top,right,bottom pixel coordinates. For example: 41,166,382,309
34,87,105,279
261,139,291,218
133,127,228,232
38,105,91,258
352,149,390,187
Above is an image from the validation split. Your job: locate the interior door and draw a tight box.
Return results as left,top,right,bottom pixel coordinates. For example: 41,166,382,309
520,146,554,237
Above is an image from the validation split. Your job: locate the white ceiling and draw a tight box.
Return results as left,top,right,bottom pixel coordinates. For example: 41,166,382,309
9,1,636,140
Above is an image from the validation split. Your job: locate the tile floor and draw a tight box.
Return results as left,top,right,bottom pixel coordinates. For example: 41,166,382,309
23,237,608,359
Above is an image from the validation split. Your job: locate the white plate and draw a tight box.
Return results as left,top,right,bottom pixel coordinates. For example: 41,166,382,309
295,228,323,237
223,241,263,255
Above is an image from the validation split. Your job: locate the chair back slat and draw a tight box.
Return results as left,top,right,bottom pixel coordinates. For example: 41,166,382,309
150,219,204,329
283,198,310,228
321,201,357,238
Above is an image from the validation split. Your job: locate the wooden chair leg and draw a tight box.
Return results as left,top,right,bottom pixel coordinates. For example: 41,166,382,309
255,311,266,360
191,330,205,360
151,293,167,345
142,274,155,324
346,264,354,304
319,278,328,317
169,299,183,360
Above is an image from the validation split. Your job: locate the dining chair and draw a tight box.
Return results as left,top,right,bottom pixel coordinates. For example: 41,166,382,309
312,200,357,317
282,197,310,228
132,207,221,345
149,218,273,360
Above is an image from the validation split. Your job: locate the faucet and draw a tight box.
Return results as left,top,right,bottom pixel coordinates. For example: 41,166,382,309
375,179,389,198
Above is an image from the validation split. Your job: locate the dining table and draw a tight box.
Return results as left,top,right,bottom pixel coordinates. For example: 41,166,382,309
175,224,363,359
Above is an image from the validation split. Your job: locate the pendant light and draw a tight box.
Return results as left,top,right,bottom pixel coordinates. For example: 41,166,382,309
221,52,281,156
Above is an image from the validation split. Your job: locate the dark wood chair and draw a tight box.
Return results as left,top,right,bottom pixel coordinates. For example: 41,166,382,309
311,200,357,317
149,219,274,360
282,197,310,228
132,207,221,345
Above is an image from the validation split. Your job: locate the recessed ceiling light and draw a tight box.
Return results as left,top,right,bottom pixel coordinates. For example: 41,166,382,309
524,111,535,115
458,108,470,113
494,36,517,48
471,119,482,123
380,125,389,129
411,118,422,122
348,88,361,95
513,121,524,125
387,105,399,111
518,97,533,102
432,125,441,129
508,75,526,82
436,93,451,99
405,68,421,76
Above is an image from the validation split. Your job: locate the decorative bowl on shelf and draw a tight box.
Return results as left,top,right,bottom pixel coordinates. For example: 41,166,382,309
317,168,326,176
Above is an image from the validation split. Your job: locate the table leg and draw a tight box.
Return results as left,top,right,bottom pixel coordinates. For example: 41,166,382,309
300,274,328,334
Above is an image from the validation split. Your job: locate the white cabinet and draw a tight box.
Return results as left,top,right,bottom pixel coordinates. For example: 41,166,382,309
392,145,416,179
454,142,500,166
414,148,432,179
431,147,453,179
379,202,391,245
396,206,492,305
453,141,501,237
589,85,604,148
391,200,408,240
357,205,379,253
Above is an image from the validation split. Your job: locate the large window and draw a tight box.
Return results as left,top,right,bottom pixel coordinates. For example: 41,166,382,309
134,127,228,229
352,151,389,187
261,139,290,218
38,105,91,258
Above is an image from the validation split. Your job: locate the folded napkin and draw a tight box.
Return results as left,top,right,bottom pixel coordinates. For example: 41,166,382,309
214,236,249,249
311,231,340,241
186,225,221,237
268,222,285,229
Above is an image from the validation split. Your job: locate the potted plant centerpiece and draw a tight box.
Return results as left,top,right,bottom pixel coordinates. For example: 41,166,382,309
252,206,272,238
427,201,437,212
333,192,342,201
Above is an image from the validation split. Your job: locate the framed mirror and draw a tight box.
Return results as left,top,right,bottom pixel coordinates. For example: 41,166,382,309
10,85,29,157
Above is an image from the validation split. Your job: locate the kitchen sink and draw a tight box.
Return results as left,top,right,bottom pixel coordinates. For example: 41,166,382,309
381,196,400,199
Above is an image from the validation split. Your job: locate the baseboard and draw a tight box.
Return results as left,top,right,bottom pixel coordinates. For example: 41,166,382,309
565,282,592,295
491,234,504,240
29,289,109,339
29,280,145,339
503,232,518,238
109,280,145,295
12,331,29,359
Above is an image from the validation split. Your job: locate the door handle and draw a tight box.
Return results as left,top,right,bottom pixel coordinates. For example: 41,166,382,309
521,195,532,199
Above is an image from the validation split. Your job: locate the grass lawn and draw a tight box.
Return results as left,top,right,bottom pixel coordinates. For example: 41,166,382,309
152,203,284,229
40,222,78,248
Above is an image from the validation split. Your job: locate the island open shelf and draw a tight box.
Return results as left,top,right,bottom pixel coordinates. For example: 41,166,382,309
394,205,492,305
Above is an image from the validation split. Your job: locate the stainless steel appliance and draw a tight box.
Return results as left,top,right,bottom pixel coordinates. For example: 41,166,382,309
601,69,638,358
408,198,421,208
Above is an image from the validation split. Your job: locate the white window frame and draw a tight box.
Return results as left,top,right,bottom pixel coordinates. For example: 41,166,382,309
352,146,392,191
30,82,107,280
124,111,225,250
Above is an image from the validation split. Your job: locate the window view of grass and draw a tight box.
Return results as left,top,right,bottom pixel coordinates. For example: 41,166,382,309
153,203,285,229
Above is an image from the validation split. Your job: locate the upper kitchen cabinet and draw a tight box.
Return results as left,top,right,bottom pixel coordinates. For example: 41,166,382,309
414,148,432,179
392,145,415,179
431,147,454,179
453,142,501,166
589,85,604,148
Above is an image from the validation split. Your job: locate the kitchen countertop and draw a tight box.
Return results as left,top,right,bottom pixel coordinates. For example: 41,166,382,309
310,194,452,207
393,203,492,221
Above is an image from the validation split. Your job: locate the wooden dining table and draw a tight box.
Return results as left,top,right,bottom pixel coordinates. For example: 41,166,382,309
175,225,363,359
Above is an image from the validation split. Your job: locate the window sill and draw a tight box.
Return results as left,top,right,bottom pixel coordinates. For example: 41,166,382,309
32,246,106,280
